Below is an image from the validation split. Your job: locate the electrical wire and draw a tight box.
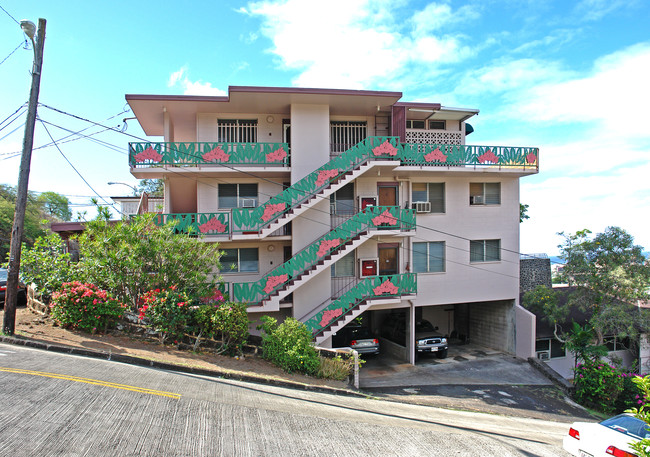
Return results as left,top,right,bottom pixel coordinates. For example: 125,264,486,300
0,4,20,24
0,41,24,67
37,117,127,217
35,103,552,277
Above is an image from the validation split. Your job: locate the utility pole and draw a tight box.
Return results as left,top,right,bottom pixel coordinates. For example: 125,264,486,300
3,18,46,335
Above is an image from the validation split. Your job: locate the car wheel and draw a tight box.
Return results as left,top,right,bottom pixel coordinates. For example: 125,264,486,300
436,349,448,359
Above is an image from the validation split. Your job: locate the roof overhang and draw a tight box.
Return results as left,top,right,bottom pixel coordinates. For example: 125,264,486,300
397,102,479,122
126,86,404,137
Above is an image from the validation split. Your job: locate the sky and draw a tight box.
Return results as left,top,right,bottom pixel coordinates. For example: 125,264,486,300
0,0,648,256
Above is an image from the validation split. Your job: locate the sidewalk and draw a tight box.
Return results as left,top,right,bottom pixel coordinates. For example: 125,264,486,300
1,307,597,423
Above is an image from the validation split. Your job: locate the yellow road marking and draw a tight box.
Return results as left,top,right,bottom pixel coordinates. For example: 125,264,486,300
0,367,181,399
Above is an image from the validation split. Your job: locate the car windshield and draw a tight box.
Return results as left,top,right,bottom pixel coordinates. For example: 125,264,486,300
349,327,372,340
415,320,435,332
601,414,650,440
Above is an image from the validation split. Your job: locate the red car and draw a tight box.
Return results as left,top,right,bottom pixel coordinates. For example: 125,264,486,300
0,268,27,308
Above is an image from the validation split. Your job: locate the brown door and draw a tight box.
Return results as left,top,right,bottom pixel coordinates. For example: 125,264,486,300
378,184,397,207
378,245,398,275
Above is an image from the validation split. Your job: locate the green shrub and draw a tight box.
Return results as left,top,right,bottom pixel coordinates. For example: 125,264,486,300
50,282,125,332
193,301,249,355
258,316,320,375
138,287,193,344
20,233,77,302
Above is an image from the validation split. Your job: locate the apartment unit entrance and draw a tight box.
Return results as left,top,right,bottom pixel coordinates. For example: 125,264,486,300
378,183,398,207
378,244,399,275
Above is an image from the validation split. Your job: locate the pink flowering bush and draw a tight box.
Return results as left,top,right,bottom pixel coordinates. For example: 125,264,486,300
138,286,192,344
50,282,125,332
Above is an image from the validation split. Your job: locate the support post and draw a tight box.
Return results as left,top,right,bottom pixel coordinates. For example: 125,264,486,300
3,18,46,335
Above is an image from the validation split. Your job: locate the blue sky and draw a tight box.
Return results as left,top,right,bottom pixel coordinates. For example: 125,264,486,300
1,0,648,255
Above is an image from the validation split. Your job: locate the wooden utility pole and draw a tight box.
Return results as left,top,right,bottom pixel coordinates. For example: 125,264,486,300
3,18,46,335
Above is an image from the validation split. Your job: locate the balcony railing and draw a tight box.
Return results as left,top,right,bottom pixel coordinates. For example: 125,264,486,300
153,212,230,236
303,273,417,335
400,143,538,169
129,142,290,168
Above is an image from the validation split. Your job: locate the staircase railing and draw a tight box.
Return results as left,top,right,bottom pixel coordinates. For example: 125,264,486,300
303,273,417,335
232,206,415,305
153,212,230,235
231,136,401,233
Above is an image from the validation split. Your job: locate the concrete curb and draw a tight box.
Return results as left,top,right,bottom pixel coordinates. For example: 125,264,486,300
527,356,575,395
0,335,368,399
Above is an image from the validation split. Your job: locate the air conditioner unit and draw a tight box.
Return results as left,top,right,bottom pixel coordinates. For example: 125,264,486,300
240,198,257,208
470,195,484,205
536,351,550,361
412,201,431,213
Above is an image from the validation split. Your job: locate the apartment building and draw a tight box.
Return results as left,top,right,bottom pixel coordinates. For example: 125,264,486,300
126,86,539,364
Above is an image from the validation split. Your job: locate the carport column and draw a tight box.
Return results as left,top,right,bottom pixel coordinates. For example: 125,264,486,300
409,301,416,365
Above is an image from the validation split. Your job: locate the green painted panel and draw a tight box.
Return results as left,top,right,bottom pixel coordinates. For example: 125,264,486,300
153,212,230,235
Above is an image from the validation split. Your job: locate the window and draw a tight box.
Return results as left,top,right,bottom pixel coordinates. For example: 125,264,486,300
469,182,500,205
413,242,445,273
330,121,367,153
217,119,258,143
406,120,425,129
218,184,258,209
604,335,630,352
535,338,565,359
470,239,500,262
330,182,355,215
220,248,258,273
428,120,446,130
331,251,355,277
411,183,445,213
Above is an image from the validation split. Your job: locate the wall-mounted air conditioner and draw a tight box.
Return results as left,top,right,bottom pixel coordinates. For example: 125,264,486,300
411,201,431,213
240,198,257,208
470,195,484,205
536,351,550,361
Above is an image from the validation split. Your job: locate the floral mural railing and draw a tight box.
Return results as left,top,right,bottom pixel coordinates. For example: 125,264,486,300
232,206,415,305
400,143,538,169
128,142,290,168
231,136,400,233
303,273,417,335
153,212,230,236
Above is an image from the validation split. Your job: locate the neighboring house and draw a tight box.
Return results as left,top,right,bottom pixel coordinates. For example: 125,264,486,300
520,256,642,379
111,195,163,216
126,85,539,364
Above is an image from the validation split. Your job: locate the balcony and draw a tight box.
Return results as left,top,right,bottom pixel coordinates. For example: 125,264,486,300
400,143,538,170
153,212,230,236
129,142,290,168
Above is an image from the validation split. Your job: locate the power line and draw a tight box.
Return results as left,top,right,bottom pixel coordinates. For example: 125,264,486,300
37,117,126,217
35,103,549,273
0,41,24,66
0,4,20,24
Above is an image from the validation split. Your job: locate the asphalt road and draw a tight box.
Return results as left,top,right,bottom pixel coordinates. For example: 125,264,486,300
0,343,572,456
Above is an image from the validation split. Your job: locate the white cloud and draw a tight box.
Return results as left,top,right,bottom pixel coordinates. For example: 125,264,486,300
574,0,630,22
167,66,227,96
510,43,650,140
520,161,650,255
241,0,476,88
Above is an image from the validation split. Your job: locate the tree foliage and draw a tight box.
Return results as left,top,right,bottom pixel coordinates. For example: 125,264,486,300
75,213,222,310
20,233,77,301
137,179,164,197
1,184,71,262
519,203,529,223
557,227,650,345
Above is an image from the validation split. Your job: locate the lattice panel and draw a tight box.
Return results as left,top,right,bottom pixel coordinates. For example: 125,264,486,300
406,131,462,145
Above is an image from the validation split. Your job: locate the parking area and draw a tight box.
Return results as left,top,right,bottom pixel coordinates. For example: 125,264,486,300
359,342,553,389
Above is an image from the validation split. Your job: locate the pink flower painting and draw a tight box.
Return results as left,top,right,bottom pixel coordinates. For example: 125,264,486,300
264,274,288,294
261,203,286,222
372,141,398,157
266,147,287,162
198,217,227,234
373,280,398,295
424,147,447,163
319,308,343,327
317,239,340,257
202,146,230,162
526,152,537,164
372,210,397,226
134,146,162,163
478,149,499,164
315,169,339,187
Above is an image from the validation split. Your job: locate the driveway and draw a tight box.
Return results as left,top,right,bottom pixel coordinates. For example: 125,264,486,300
359,343,596,422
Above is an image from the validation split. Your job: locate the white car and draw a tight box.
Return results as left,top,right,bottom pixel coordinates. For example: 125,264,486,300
563,413,649,457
